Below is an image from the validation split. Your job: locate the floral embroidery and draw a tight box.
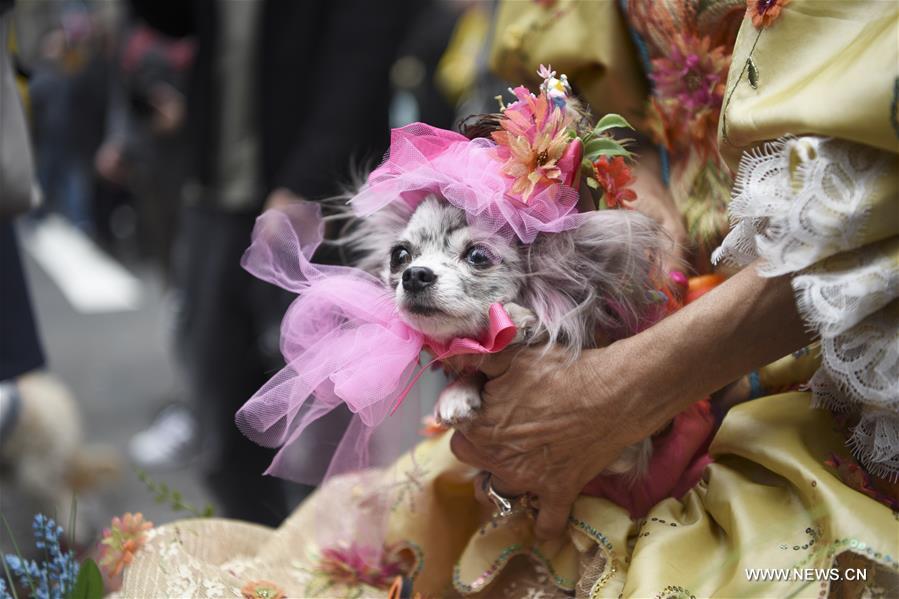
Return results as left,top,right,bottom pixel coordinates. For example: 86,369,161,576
649,33,731,155
592,156,636,208
316,542,412,590
99,512,154,577
240,579,285,599
747,0,791,29
492,85,574,203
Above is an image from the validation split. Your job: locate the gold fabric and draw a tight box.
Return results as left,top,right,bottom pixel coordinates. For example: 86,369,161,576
490,0,648,125
719,1,899,168
120,394,899,598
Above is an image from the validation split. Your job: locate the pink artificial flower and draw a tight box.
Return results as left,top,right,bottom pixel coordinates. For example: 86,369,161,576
492,86,574,203
318,543,410,590
99,512,154,577
649,33,731,153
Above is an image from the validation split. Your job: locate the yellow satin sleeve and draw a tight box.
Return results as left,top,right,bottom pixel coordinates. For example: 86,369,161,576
719,0,899,169
489,0,648,125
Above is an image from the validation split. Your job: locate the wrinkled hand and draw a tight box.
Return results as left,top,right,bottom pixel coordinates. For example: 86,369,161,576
449,342,655,540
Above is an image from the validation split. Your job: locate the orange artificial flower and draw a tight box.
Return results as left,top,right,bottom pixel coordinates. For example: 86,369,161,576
240,580,286,599
98,512,154,577
747,0,791,29
592,156,637,208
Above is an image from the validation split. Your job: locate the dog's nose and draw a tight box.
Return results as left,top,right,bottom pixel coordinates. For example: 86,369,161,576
402,266,437,292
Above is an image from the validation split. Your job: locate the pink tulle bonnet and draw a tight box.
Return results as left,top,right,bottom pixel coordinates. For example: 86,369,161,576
352,122,585,244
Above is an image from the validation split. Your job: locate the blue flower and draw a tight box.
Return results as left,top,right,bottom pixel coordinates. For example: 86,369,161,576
2,515,80,599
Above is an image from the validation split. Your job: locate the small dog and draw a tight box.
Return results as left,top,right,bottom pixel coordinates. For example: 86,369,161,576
344,190,669,477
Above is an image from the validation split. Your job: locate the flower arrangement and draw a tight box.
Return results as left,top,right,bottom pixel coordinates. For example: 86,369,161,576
1,472,211,598
493,65,637,210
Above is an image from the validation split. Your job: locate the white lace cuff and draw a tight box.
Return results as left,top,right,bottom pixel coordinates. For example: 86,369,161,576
712,137,889,274
714,135,899,480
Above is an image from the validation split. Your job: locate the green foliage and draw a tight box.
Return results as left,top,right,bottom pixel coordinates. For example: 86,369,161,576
135,469,215,518
67,560,102,599
592,113,634,135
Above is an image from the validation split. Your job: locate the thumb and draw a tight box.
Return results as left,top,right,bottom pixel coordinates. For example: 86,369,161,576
534,493,575,541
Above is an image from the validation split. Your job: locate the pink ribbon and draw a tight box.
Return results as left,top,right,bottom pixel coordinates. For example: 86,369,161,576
389,303,517,415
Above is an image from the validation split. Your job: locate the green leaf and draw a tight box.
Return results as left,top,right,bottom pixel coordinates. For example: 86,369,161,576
747,57,759,89
592,113,634,134
585,177,599,189
68,559,103,599
583,137,631,161
202,504,215,518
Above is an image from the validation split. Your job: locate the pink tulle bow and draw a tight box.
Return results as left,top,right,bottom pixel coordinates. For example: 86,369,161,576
235,203,516,482
351,123,587,244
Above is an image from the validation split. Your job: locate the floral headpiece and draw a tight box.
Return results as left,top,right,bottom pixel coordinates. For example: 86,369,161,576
351,65,636,244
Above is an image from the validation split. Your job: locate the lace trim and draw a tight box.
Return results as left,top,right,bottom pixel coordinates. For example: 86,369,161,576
847,407,899,482
714,136,898,480
820,307,899,410
712,136,888,274
793,250,899,338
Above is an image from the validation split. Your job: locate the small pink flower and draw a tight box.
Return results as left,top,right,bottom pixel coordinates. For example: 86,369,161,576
98,512,153,577
648,33,731,153
492,86,574,203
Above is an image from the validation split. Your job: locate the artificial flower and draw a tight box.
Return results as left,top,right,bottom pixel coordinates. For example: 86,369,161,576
649,33,731,153
241,579,286,599
492,85,574,203
317,542,409,589
99,512,154,577
592,156,637,208
747,0,791,29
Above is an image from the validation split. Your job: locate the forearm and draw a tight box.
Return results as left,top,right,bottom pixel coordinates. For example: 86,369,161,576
594,263,812,440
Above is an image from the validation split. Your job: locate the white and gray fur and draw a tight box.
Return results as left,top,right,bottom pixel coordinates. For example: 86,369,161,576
340,194,670,477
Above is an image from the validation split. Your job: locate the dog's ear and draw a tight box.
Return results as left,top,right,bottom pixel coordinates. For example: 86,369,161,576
519,210,673,352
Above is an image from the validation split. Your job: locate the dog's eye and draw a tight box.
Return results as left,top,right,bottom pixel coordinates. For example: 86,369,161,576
390,245,412,269
464,245,496,267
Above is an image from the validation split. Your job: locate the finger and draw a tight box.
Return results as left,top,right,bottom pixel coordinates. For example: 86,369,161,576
475,348,521,379
449,431,490,470
534,494,575,541
472,471,492,506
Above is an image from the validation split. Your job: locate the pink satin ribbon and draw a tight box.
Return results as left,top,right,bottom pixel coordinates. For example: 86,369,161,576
390,303,517,415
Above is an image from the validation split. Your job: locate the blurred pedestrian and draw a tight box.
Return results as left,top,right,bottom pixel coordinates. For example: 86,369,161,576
130,0,414,526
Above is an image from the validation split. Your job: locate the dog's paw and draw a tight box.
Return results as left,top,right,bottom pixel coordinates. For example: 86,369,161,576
436,381,482,425
503,302,537,344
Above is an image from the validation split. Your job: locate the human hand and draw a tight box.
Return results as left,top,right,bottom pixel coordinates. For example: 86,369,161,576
449,341,661,540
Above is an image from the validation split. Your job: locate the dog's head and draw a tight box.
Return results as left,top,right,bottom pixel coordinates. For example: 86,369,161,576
345,194,668,348
373,196,523,341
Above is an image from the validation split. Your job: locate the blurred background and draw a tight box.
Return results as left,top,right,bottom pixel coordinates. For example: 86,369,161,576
0,0,504,565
